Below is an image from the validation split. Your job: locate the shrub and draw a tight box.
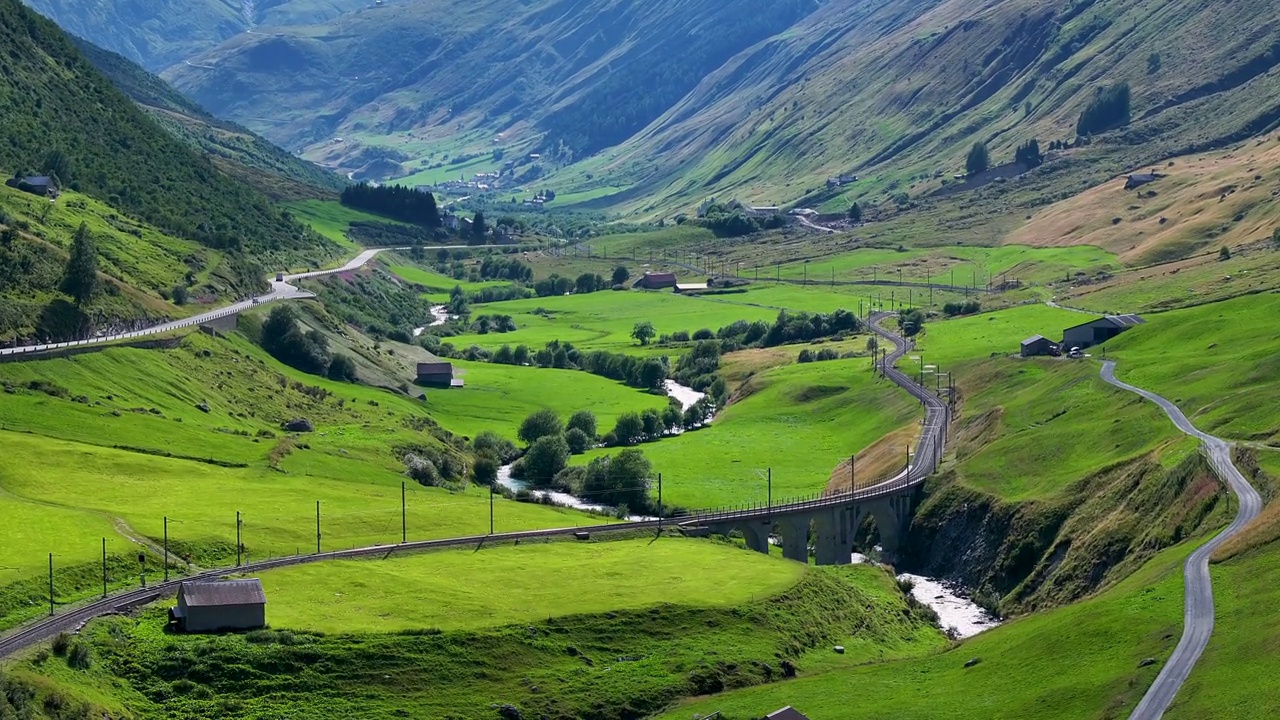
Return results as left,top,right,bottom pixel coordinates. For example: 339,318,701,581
691,328,715,341
473,431,519,463
611,412,646,447
518,409,562,445
472,454,499,485
566,409,598,439
51,633,71,657
326,354,358,382
521,435,571,485
565,428,591,454
68,641,91,670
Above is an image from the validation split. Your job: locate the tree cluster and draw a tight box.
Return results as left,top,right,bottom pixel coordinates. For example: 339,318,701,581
469,314,517,334
942,300,981,317
966,142,990,176
1014,139,1043,169
259,305,357,381
478,256,534,282
898,308,926,337
1076,82,1131,137
797,348,844,363
340,183,441,227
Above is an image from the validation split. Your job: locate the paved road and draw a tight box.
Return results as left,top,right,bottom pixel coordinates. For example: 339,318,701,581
0,246,469,358
1101,361,1262,720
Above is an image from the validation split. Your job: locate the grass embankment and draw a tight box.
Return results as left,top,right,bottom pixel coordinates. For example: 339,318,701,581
382,259,514,301
768,244,1119,288
658,540,1197,720
583,357,918,508
1108,291,1280,443
0,330,654,630
8,541,944,720
256,538,806,633
426,358,670,440
284,199,412,249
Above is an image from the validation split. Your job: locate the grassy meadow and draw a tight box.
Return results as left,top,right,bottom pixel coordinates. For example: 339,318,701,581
657,539,1196,720
909,302,1086,368
580,357,919,508
1107,291,1280,442
256,538,806,633
424,359,670,440
8,555,945,720
382,259,514,301
284,199,410,249
0,329,664,629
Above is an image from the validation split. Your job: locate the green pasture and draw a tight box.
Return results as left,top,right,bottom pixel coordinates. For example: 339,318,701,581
581,357,919,508
952,361,1181,501
657,539,1196,720
256,538,806,633
382,259,514,301
1165,539,1280,719
1064,247,1280,315
446,290,784,353
765,244,1119,288
1108,291,1280,442
424,359,670,440
285,199,412,248
909,303,1085,368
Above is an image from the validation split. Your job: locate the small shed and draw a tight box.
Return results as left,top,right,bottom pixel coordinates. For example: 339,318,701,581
171,579,266,633
634,272,678,290
416,361,463,388
766,707,811,720
1020,335,1053,357
1124,172,1164,190
5,175,59,198
1061,314,1145,349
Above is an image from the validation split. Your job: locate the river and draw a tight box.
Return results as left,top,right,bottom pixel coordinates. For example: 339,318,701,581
897,572,1000,639
495,380,706,516
413,306,451,337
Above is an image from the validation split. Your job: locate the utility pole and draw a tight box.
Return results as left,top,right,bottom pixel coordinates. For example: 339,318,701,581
102,538,108,598
139,552,146,588
163,516,169,582
236,510,242,567
48,553,54,616
489,483,495,535
316,501,322,555
402,481,407,543
767,468,773,517
850,455,856,490
657,473,663,531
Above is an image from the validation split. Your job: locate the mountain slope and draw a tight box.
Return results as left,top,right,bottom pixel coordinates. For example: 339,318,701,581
162,0,817,156
161,0,1280,227
21,0,366,71
72,37,345,199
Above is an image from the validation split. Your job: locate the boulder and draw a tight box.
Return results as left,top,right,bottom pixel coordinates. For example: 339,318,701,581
196,401,211,413
833,646,845,654
284,418,315,432
1138,657,1158,668
964,657,981,668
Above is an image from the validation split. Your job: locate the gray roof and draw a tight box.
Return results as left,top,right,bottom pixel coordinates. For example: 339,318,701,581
1063,314,1145,333
416,362,453,374
1021,334,1047,345
180,579,266,607
23,176,54,186
767,708,811,720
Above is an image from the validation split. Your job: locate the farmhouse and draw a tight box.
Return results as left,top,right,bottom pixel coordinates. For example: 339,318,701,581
1020,334,1054,357
634,272,678,290
417,361,463,388
1061,314,1145,349
1124,172,1165,190
5,175,58,198
169,579,266,633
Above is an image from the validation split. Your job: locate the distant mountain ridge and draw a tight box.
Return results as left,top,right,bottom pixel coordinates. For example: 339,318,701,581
28,0,1280,220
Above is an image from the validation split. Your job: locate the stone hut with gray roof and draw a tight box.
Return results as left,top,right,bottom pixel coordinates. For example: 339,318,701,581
171,578,267,633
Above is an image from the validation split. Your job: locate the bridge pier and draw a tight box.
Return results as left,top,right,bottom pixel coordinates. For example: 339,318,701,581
713,520,772,555
868,495,912,557
814,507,856,566
779,517,809,563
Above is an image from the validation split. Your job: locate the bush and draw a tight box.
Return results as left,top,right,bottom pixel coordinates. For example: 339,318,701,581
691,328,715,341
326,353,358,382
521,435,571,486
518,409,562,446
1077,82,1131,136
473,455,499,485
566,409,597,439
67,641,91,670
51,633,71,657
611,412,646,447
565,428,591,454
473,431,519,463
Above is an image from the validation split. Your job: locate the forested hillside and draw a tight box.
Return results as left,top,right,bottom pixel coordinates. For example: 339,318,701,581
0,0,327,254
72,37,346,198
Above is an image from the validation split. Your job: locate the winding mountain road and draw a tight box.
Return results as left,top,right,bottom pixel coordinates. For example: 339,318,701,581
1101,361,1262,720
0,246,470,358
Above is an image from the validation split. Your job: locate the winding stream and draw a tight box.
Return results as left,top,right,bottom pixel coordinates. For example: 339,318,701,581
413,306,451,337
